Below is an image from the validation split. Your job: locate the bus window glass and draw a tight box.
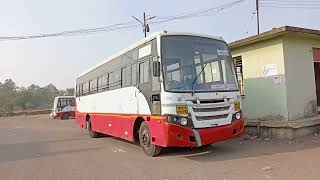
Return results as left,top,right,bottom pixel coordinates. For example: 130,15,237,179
132,64,137,85
161,36,238,92
139,61,150,83
121,68,125,87
88,80,93,93
108,72,114,89
114,70,121,87
91,79,97,91
125,66,131,86
143,61,150,83
139,63,144,83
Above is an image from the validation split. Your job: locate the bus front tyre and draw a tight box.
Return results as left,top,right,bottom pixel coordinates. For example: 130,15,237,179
139,122,162,157
86,119,100,138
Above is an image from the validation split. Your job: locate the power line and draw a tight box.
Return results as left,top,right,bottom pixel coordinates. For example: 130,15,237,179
260,5,320,9
244,12,256,36
260,3,320,6
0,21,141,41
151,0,246,23
260,0,320,2
259,0,320,9
0,0,246,42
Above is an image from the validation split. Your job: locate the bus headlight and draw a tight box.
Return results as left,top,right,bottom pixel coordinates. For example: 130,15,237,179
180,117,188,126
165,115,193,127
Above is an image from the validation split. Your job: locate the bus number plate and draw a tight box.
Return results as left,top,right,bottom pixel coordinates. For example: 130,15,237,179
176,105,188,115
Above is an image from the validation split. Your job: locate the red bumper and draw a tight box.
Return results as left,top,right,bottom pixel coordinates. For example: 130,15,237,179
162,119,244,147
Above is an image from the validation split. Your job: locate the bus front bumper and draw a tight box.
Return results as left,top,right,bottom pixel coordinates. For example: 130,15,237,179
162,119,244,147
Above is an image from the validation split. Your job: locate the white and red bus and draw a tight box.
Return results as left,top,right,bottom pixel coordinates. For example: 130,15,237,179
50,96,75,120
75,32,244,156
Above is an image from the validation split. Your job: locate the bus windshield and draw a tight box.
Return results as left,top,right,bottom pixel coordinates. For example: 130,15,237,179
161,36,239,92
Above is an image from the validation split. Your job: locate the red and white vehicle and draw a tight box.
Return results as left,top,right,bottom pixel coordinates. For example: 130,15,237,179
50,96,75,120
75,32,244,156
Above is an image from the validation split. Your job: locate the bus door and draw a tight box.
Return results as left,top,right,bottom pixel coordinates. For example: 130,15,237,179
137,57,153,114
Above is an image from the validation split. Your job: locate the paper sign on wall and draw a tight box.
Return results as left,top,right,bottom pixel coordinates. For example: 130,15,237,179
262,64,278,77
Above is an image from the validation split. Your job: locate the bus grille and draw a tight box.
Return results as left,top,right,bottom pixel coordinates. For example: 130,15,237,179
196,114,229,121
190,100,231,121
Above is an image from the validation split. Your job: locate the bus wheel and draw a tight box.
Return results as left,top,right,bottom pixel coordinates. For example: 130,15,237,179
86,119,100,138
62,113,70,120
139,121,162,157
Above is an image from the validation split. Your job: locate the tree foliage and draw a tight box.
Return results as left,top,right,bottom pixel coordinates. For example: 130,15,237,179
0,79,74,113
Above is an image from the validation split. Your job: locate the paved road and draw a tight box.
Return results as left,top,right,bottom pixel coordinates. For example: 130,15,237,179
0,115,320,180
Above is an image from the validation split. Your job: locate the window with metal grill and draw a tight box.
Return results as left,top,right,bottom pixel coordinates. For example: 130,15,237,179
233,56,245,96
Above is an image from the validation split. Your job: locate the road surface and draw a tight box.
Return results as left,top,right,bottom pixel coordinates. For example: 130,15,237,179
0,115,320,180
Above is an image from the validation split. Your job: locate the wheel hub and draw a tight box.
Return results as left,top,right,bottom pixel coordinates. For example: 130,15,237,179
141,130,150,148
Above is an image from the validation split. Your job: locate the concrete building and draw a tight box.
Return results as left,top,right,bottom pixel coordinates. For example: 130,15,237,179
229,26,320,139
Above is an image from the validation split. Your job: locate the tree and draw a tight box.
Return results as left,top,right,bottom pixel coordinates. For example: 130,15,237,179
0,79,74,112
0,79,17,112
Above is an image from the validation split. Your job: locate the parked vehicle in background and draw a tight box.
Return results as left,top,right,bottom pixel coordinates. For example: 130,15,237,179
50,96,75,120
75,31,244,156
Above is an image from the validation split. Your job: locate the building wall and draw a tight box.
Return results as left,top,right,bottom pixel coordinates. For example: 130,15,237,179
231,38,288,121
282,34,320,120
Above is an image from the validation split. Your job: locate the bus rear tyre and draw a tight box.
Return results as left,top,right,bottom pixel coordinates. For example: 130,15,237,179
86,119,100,138
139,122,162,157
62,113,70,120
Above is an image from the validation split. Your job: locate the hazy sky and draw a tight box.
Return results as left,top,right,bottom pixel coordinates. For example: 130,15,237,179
0,0,319,89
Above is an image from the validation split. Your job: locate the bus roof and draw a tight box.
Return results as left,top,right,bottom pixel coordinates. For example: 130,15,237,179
77,31,224,78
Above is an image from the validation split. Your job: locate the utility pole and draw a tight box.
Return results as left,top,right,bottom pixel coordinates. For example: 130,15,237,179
143,12,147,37
132,12,156,38
256,0,260,34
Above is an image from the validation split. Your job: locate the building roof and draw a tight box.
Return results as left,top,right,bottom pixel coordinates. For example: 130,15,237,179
229,26,320,49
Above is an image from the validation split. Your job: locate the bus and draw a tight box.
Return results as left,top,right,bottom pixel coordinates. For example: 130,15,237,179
75,31,244,156
50,96,75,120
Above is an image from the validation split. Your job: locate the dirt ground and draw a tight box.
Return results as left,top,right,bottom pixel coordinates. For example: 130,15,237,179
0,115,320,180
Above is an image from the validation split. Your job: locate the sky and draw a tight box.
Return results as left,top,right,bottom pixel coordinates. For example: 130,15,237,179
0,0,319,89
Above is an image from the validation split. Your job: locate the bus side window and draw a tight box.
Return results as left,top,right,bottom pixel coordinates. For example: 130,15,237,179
121,68,125,87
114,70,121,89
139,61,150,84
132,64,137,86
125,66,131,86
139,63,144,83
88,80,93,94
108,72,113,90
81,84,84,95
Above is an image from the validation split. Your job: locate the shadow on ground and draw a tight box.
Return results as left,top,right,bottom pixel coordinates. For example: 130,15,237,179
158,135,320,162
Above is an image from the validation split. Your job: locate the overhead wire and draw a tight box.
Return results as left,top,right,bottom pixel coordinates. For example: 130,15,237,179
0,0,247,42
150,0,246,24
259,0,320,9
244,11,256,36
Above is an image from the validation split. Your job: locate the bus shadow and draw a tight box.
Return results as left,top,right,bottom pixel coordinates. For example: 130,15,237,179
159,136,320,162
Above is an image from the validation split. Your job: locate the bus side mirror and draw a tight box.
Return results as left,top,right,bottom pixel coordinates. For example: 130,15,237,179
153,61,160,77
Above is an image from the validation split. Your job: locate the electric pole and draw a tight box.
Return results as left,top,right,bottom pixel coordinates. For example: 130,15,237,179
256,0,260,34
143,12,147,37
132,12,156,38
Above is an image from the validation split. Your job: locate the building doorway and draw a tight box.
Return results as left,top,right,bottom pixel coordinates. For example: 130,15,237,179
313,48,320,113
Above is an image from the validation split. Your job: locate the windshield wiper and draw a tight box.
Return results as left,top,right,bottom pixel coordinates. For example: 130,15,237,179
191,63,209,95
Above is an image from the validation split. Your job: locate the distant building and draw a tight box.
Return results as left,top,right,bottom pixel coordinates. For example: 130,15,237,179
229,26,320,138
